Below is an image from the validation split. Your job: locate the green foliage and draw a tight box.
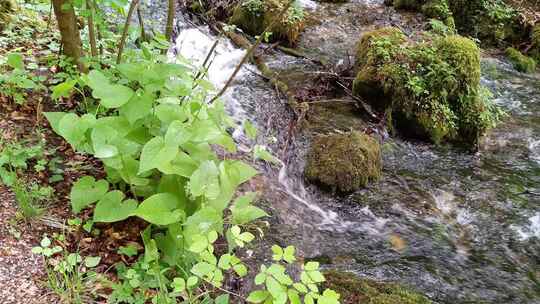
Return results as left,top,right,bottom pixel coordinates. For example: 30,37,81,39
11,178,52,219
0,139,45,186
230,0,306,45
353,28,502,146
304,131,382,192
32,235,102,304
43,37,339,303
505,47,537,73
0,52,45,104
248,254,340,304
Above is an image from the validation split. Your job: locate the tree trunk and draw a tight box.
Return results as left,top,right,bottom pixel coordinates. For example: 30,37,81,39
87,0,98,57
52,0,85,71
165,0,175,41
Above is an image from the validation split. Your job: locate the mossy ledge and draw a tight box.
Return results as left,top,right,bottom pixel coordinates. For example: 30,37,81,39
352,27,502,147
230,0,305,45
304,131,382,193
506,47,537,73
324,270,433,304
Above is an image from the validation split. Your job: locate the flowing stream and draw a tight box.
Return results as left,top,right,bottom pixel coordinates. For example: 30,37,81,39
150,0,540,302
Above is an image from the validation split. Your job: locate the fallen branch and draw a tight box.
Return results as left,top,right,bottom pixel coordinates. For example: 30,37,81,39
209,0,295,103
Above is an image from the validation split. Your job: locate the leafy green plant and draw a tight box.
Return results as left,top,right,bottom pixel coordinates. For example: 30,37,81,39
0,139,45,186
12,178,52,219
32,235,102,304
0,52,45,104
43,39,339,303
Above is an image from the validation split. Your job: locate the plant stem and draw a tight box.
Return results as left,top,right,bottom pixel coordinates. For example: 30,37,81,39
87,0,98,57
116,0,139,64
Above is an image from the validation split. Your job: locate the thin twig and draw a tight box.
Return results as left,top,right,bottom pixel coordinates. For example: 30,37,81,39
208,0,295,103
116,0,140,64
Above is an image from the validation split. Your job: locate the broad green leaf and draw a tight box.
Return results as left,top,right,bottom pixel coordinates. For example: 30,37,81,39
93,191,137,223
138,136,177,174
84,256,101,268
155,104,187,124
7,53,23,70
233,263,248,277
191,261,215,277
142,226,159,263
266,276,287,304
51,80,76,100
189,160,220,200
44,112,67,134
91,124,119,158
187,276,198,287
318,289,340,304
247,290,270,303
215,294,229,304
58,113,91,147
271,245,283,261
171,277,186,292
283,246,296,263
118,156,149,186
231,193,268,225
288,289,301,304
183,207,223,243
118,244,139,257
70,176,109,213
87,70,134,108
134,193,184,225
164,120,192,147
120,90,154,125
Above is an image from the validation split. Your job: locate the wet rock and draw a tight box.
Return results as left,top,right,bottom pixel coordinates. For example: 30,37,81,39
505,47,537,73
352,27,501,147
304,131,382,192
324,270,433,304
230,0,305,45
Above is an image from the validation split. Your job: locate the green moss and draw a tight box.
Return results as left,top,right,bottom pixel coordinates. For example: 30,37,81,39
0,0,16,31
421,0,451,20
324,270,433,304
304,131,382,192
506,47,537,73
230,0,305,45
352,27,501,146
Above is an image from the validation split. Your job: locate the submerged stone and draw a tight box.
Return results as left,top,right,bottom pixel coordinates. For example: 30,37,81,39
304,131,382,193
324,270,433,304
230,0,305,45
506,47,537,73
352,27,501,147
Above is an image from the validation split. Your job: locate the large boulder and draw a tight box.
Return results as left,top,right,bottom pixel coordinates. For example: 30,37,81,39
230,0,305,45
304,131,382,192
352,27,501,146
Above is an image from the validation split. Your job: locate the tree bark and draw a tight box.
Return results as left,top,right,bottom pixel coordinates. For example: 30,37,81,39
52,0,85,71
87,0,98,57
165,0,175,41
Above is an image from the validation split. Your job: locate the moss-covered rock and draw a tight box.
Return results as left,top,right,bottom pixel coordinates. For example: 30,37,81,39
230,0,305,45
324,270,433,304
353,27,501,146
530,24,540,64
0,0,16,31
505,47,537,73
304,131,381,193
